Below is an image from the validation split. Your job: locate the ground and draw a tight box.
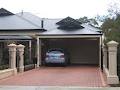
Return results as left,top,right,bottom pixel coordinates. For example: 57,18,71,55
0,66,107,87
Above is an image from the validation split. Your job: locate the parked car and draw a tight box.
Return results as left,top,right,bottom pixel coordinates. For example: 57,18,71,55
44,48,69,66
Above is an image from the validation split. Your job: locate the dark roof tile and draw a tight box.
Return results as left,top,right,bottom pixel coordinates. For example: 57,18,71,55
0,8,14,16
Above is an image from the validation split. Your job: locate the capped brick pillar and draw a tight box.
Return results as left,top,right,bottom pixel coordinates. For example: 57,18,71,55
17,44,25,73
107,40,119,84
8,43,17,75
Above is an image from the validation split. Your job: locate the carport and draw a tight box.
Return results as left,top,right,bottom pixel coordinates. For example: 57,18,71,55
36,17,102,68
36,35,102,67
41,38,99,65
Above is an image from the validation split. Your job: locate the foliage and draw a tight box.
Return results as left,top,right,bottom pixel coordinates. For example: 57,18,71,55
101,0,120,43
101,14,120,43
78,16,99,26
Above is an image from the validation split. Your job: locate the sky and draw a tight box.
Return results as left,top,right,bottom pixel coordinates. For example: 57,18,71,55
0,0,119,18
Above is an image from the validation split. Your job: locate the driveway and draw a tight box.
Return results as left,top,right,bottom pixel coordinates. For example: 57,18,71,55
0,66,107,87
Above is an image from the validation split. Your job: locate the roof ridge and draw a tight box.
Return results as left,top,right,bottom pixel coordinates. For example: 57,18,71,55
15,14,41,29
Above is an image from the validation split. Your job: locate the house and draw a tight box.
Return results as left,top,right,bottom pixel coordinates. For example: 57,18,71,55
0,8,102,69
0,8,44,66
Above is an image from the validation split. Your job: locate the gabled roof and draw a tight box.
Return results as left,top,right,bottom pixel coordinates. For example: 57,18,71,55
16,12,102,35
56,16,82,25
17,12,43,28
0,8,14,16
0,8,44,31
56,17,84,30
17,12,61,30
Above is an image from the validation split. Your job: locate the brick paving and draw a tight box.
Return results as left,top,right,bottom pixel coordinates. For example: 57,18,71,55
0,66,107,87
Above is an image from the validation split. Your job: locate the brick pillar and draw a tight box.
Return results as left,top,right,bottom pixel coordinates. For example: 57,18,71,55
8,43,17,75
107,40,119,84
17,44,25,73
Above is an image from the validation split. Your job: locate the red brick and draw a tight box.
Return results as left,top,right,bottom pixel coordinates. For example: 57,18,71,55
0,66,108,87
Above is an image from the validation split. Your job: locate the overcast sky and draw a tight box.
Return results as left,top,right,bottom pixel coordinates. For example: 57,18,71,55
0,0,119,18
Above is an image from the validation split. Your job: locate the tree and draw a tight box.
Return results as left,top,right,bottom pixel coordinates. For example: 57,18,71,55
101,0,120,43
107,1,120,18
101,14,120,43
78,16,89,23
78,16,99,27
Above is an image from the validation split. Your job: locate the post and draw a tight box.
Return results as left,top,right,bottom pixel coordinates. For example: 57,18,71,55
103,45,107,69
29,41,32,63
8,43,17,75
36,37,40,68
99,37,102,69
17,44,25,73
107,40,119,84
39,39,42,66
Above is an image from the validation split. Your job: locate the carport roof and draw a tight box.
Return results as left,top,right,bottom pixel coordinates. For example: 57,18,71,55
39,27,102,36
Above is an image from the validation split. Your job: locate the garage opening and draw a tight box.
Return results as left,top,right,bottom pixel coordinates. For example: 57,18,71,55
41,38,100,66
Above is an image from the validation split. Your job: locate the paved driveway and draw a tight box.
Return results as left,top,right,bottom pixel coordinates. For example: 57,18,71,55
0,66,107,87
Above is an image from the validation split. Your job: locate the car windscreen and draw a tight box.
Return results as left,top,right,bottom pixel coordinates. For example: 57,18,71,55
49,51,62,54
